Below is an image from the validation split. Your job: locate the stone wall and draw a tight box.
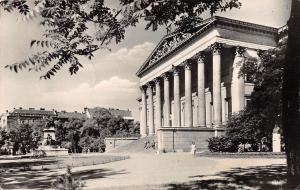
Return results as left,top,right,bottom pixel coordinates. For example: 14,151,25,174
157,127,225,152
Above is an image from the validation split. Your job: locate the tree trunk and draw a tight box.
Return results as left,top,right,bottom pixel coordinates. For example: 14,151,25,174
282,0,300,188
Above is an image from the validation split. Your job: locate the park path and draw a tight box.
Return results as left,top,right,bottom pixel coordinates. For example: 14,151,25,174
79,153,286,190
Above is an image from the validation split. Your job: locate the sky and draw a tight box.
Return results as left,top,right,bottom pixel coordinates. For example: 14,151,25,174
0,0,291,121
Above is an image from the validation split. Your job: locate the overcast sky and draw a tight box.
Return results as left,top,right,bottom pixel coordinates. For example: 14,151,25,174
0,0,291,120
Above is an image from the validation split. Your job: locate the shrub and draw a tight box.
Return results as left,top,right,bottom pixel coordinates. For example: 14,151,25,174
207,136,238,152
32,150,46,158
226,110,272,151
52,166,84,190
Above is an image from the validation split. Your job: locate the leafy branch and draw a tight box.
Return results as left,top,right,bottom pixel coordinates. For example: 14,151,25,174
1,0,241,79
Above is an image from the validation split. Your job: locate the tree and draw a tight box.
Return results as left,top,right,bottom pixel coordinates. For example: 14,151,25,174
240,37,285,135
8,123,40,155
0,0,241,79
0,128,8,148
55,120,68,146
282,0,300,188
65,119,83,153
79,119,102,152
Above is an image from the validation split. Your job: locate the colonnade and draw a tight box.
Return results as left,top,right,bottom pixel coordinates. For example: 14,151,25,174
140,43,246,137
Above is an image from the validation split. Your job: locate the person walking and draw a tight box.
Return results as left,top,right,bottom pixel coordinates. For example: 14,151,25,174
191,141,196,157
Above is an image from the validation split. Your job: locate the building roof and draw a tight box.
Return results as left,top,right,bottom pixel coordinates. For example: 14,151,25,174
9,108,56,117
86,107,133,119
56,111,86,120
136,16,279,77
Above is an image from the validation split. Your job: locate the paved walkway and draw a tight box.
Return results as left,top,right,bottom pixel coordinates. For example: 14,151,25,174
79,153,286,190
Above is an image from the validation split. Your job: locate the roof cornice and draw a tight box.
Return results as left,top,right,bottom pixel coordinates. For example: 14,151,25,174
136,16,278,77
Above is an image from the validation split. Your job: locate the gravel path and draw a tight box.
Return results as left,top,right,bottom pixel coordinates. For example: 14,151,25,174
82,153,286,190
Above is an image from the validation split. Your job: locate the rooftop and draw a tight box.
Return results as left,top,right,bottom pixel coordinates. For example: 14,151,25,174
86,107,133,119
56,111,86,120
9,107,56,116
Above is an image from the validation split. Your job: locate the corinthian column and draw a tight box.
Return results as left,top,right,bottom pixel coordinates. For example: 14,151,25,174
173,66,181,127
147,82,155,135
140,86,147,137
163,73,171,127
184,61,193,127
197,53,206,127
210,42,223,128
154,77,162,130
231,46,246,112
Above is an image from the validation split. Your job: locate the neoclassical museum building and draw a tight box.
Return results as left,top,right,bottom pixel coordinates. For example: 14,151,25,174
136,16,279,152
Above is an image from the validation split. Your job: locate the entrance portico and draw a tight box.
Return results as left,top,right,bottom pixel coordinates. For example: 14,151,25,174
137,16,278,152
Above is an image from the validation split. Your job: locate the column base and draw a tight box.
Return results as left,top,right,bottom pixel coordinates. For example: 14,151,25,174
213,123,222,129
213,123,224,137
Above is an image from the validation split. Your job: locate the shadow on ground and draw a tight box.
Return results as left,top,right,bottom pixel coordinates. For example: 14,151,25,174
163,164,287,190
0,167,128,189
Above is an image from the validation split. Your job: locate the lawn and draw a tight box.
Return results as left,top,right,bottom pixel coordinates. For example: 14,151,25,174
0,154,129,189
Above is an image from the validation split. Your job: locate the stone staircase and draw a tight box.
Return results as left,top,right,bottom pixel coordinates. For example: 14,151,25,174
107,135,157,154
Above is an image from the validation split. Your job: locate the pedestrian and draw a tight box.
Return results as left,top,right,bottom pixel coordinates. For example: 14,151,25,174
191,141,196,156
144,139,150,149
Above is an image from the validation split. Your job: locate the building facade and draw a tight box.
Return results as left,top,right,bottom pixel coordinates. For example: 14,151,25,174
136,16,279,152
0,107,56,130
0,107,134,130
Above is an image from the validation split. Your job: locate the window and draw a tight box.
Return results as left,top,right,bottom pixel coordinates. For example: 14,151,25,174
245,97,251,107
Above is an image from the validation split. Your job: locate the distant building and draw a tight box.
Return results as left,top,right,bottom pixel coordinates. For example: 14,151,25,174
0,107,134,129
84,107,134,122
0,107,56,130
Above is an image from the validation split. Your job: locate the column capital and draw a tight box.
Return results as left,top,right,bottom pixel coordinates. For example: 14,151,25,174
256,49,266,58
210,42,223,55
183,60,192,70
153,77,161,84
172,66,181,76
162,72,171,81
235,46,246,57
139,85,147,91
146,81,154,88
194,52,206,63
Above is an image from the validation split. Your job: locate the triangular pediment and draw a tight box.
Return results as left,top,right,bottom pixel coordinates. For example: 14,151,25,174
136,18,216,76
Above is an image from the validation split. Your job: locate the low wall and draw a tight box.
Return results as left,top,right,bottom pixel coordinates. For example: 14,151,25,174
38,146,69,156
157,127,225,152
105,137,139,152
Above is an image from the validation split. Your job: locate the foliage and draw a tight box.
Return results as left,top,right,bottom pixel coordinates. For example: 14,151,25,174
55,120,68,145
1,0,241,79
8,123,41,154
52,109,138,152
240,37,286,133
52,166,83,190
0,128,8,147
32,149,46,158
79,112,135,151
65,119,83,153
207,136,237,152
226,111,266,149
208,110,271,153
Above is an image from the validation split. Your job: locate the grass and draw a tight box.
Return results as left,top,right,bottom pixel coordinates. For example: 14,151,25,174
0,154,129,171
0,154,130,189
198,152,286,159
